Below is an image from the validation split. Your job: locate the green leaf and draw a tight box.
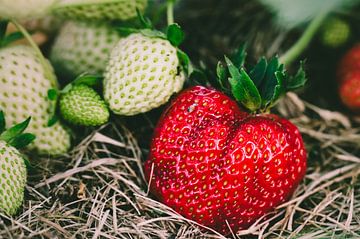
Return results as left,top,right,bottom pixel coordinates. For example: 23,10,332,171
47,89,58,101
136,8,153,29
260,56,280,105
249,57,267,87
9,133,36,149
0,20,8,43
47,115,59,127
166,24,184,47
0,111,5,134
269,71,286,106
231,44,247,69
177,49,192,75
1,31,23,47
216,62,228,90
0,117,31,143
225,56,261,112
286,61,307,91
139,29,166,39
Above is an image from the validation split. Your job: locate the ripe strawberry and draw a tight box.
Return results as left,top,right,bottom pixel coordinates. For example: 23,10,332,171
337,44,360,79
51,21,121,79
0,45,71,155
0,0,57,20
52,0,148,21
60,84,109,126
0,112,35,215
104,33,186,115
320,17,350,48
339,71,360,112
144,52,307,235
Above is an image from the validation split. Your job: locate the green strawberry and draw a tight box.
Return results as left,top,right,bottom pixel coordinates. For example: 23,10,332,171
52,0,148,21
50,21,121,79
321,17,350,48
0,0,57,20
0,112,35,215
0,45,71,155
104,33,186,116
59,84,110,126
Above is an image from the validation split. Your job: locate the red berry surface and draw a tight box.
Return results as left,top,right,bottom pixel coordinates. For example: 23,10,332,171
339,71,360,112
144,86,307,235
337,43,360,80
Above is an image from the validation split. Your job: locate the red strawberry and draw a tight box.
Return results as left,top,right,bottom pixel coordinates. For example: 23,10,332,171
339,71,360,112
144,52,308,235
337,43,360,80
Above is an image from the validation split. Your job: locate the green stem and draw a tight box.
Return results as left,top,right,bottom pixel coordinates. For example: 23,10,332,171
167,0,175,25
11,19,58,88
279,11,328,66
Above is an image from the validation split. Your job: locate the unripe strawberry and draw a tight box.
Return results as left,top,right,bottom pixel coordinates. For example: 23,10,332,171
0,0,57,20
51,21,121,79
0,113,35,215
339,71,360,112
321,17,350,48
0,141,27,215
0,45,71,155
104,33,185,116
60,84,109,126
53,0,148,21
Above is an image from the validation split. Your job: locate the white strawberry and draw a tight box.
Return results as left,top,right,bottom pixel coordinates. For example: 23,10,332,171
50,21,121,78
0,112,35,215
0,45,71,155
104,33,186,116
0,0,57,20
52,0,148,21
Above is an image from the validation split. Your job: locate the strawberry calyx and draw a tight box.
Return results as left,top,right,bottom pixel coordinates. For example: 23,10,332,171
117,10,193,76
0,111,35,149
217,46,307,113
0,20,24,48
47,73,103,126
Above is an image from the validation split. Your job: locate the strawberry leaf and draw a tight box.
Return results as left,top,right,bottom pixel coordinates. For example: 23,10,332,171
139,29,167,39
268,71,286,107
167,24,184,47
9,133,36,149
47,89,58,101
0,111,5,134
177,49,192,75
136,8,153,29
47,115,59,127
259,56,280,105
231,44,247,69
1,31,23,47
249,57,267,87
117,27,140,36
225,56,261,111
0,117,31,143
286,61,307,90
216,62,228,91
0,20,8,43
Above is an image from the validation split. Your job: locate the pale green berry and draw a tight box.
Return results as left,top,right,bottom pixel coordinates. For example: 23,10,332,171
321,18,350,48
0,45,71,155
104,33,185,116
0,141,27,215
0,0,57,20
51,21,121,78
60,84,109,126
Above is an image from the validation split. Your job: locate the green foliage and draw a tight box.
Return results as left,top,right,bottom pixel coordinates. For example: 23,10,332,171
219,46,307,112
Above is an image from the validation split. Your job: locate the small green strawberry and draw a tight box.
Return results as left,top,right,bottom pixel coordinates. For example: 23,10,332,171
104,21,190,116
0,44,71,155
52,0,148,21
321,17,350,48
0,111,35,215
59,84,110,127
0,0,57,20
50,21,121,79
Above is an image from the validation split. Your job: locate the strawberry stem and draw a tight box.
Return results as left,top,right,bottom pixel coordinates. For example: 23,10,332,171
279,11,328,66
11,20,58,88
167,0,175,25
